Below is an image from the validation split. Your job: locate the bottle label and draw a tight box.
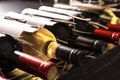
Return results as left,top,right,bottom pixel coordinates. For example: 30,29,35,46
0,18,37,38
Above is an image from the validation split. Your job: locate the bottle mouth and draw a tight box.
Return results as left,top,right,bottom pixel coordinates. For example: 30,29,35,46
46,65,58,80
94,40,108,54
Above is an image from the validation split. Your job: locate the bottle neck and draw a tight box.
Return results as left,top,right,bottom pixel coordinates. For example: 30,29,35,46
55,44,86,65
46,41,87,65
74,35,107,54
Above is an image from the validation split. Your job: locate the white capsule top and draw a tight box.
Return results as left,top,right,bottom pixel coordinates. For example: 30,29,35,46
5,12,57,27
39,6,81,15
21,8,72,20
0,18,37,38
0,33,5,37
70,1,103,10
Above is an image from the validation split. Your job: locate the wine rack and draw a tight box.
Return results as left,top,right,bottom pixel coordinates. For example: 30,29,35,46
0,0,120,80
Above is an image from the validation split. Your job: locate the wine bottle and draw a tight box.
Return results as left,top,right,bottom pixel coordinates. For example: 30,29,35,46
39,5,100,23
54,3,120,19
74,20,120,45
58,45,120,80
54,4,108,25
21,8,109,31
69,1,120,13
21,8,120,44
70,1,103,13
54,3,120,21
5,12,108,54
38,5,102,23
54,4,115,25
53,4,120,32
22,8,101,27
5,12,56,28
71,2,119,23
21,8,72,21
38,6,102,25
0,18,87,65
0,33,57,80
100,9,120,32
53,4,112,24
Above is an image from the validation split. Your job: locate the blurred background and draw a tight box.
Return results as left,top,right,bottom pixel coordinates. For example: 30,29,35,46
0,0,54,17
0,0,120,17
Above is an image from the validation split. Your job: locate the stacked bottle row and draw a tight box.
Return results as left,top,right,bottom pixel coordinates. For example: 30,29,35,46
0,33,58,80
0,1,120,80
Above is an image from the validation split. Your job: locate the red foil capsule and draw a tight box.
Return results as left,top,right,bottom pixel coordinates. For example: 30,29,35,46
106,23,120,32
93,28,120,44
15,51,58,80
0,75,9,80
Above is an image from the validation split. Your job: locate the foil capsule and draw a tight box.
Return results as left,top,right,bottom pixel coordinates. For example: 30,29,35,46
15,51,58,80
93,28,120,45
106,23,120,32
